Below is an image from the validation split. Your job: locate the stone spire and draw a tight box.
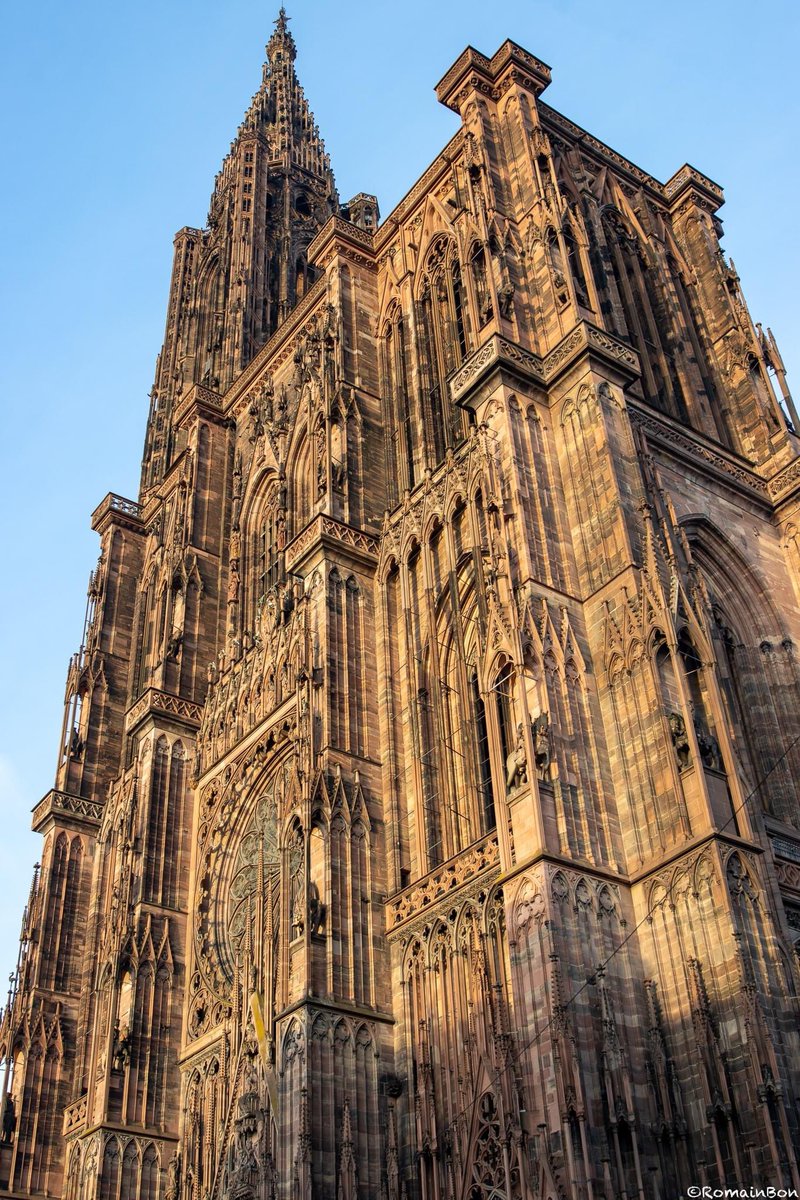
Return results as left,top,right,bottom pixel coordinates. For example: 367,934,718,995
141,6,338,494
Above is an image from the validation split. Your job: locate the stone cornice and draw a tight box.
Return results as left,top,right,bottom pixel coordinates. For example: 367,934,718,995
450,323,640,405
307,215,376,271
766,455,800,502
173,382,225,429
435,40,551,112
386,832,500,938
543,322,640,384
285,514,380,573
628,403,771,503
32,789,103,834
450,334,545,403
90,492,144,536
664,163,724,214
539,103,665,200
125,687,204,735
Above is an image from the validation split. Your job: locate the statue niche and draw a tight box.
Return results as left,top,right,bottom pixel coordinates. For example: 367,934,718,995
506,713,552,791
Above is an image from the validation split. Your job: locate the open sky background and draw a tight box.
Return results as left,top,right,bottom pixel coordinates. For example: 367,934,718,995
1,0,798,982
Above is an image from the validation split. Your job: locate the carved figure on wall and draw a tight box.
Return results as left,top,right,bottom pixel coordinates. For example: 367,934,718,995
166,631,183,660
289,831,305,938
68,727,85,760
669,712,691,770
111,1022,131,1072
506,723,528,791
1,1096,16,1145
533,713,551,777
308,881,325,936
498,281,515,318
165,1150,181,1200
694,715,721,771
227,568,240,605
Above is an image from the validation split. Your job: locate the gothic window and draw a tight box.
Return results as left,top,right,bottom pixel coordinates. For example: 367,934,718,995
120,1139,139,1200
140,1145,159,1200
163,741,186,906
382,309,415,496
471,242,493,326
39,834,67,988
249,480,284,625
143,736,169,903
101,1138,121,1199
417,680,442,869
417,239,469,463
599,207,688,421
494,661,515,770
54,837,83,992
471,672,496,832
451,257,467,359
288,823,305,941
546,226,567,300
467,1091,520,1200
296,256,308,300
563,220,590,306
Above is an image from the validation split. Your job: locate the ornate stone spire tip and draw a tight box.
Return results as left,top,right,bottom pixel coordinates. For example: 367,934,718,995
267,5,296,61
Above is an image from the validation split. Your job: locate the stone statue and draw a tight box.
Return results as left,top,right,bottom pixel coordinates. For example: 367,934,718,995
227,568,240,605
669,712,691,770
308,881,325,937
1,1096,16,1145
694,715,721,771
533,713,551,777
506,723,528,791
165,1150,181,1200
68,728,84,760
498,282,515,318
112,1022,131,1072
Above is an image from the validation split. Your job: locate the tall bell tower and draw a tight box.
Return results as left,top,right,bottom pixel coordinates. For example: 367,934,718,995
141,7,339,494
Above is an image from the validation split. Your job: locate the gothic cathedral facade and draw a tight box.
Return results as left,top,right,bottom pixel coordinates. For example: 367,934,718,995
3,14,800,1200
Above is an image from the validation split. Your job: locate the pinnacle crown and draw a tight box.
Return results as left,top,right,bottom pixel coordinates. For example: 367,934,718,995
267,6,296,63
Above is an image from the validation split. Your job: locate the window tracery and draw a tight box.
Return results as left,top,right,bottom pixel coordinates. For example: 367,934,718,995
418,239,469,462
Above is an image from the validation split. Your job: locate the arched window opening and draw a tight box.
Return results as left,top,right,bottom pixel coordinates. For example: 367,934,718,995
471,673,496,832
384,312,416,495
494,662,515,772
547,227,568,305
471,243,493,326
417,682,442,869
257,505,281,599
563,222,590,307
296,256,307,300
451,257,467,359
417,241,469,465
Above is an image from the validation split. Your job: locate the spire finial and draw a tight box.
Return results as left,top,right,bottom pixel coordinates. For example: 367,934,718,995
267,6,296,62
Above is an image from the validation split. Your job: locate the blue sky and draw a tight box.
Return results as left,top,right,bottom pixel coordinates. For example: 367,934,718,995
1,0,798,977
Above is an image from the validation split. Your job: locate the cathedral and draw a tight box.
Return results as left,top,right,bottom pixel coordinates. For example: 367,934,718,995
4,11,800,1199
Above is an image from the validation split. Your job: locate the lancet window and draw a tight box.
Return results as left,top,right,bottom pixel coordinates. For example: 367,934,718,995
382,306,416,499
417,239,469,463
598,206,689,422
563,218,590,307
470,242,493,326
246,477,284,627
